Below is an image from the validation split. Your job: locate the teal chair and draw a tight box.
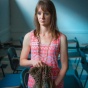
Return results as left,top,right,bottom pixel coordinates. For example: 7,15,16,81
58,60,83,88
7,47,25,73
80,54,88,88
20,68,29,88
0,73,21,88
64,73,83,88
68,37,81,70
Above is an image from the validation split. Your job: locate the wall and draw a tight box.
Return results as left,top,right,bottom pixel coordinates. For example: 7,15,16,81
10,0,37,40
55,0,88,45
0,0,10,43
10,0,88,45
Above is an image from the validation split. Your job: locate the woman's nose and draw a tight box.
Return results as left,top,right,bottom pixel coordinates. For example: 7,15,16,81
41,13,45,19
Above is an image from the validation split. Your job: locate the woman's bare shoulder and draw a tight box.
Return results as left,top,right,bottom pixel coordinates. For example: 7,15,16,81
24,30,34,39
23,30,34,45
60,32,67,42
24,32,30,39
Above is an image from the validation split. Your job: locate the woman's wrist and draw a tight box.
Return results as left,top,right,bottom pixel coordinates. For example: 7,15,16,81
55,78,60,86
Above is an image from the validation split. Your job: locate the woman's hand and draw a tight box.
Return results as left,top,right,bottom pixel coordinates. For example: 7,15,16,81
55,79,59,86
54,79,59,88
31,60,44,67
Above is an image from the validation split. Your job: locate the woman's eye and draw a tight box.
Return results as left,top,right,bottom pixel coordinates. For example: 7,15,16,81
37,12,41,15
37,12,50,16
44,12,49,15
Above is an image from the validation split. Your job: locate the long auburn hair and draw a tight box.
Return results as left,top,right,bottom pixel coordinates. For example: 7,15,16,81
34,0,60,39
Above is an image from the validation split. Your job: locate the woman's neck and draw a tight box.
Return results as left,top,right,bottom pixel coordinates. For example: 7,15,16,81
40,26,50,36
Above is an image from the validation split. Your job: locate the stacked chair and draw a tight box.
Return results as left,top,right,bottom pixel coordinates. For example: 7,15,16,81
7,47,25,73
65,37,84,88
68,37,81,70
0,47,26,87
67,37,88,88
79,48,88,88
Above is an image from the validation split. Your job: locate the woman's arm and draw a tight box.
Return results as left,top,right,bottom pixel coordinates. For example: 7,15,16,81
20,32,33,67
20,32,44,67
55,34,68,86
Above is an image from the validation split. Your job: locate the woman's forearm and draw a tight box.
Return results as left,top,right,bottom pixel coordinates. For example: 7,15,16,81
55,67,68,85
20,58,33,67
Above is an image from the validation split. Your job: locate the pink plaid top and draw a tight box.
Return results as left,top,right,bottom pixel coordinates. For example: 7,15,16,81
28,30,63,88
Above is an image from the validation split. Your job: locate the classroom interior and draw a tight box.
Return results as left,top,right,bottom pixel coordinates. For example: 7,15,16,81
0,0,88,88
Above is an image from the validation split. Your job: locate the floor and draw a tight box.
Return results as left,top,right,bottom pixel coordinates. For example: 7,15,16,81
0,48,88,88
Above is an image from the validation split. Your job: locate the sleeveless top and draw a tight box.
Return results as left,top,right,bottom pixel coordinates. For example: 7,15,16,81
28,30,63,88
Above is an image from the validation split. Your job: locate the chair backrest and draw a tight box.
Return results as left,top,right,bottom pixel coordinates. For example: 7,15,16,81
74,37,80,49
82,44,88,54
68,37,80,49
7,47,18,70
79,49,86,63
19,36,24,47
20,68,29,88
79,54,88,88
7,47,17,58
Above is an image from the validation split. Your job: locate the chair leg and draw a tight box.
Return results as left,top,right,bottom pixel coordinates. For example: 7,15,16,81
13,70,16,74
74,58,77,63
79,68,84,79
1,66,5,77
84,75,88,88
75,58,80,70
16,70,19,73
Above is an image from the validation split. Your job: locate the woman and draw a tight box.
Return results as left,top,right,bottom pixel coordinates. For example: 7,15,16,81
20,0,68,88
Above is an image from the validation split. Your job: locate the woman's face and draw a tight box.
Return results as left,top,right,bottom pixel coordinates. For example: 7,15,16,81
37,7,51,27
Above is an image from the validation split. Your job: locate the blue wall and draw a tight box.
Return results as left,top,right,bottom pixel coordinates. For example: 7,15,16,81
10,0,88,44
54,0,88,33
0,0,10,43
